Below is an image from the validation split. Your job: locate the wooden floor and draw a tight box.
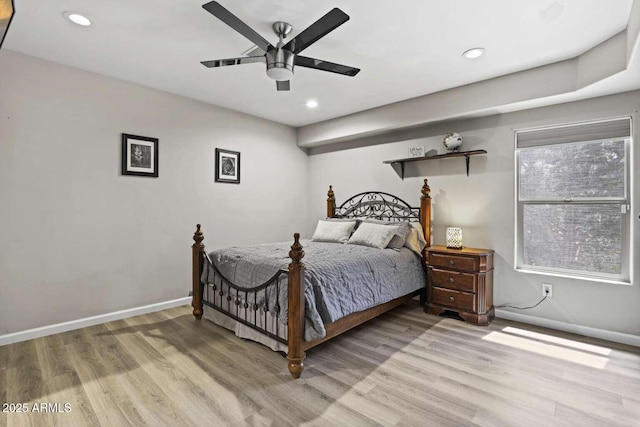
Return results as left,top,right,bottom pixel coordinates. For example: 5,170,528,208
1,302,639,427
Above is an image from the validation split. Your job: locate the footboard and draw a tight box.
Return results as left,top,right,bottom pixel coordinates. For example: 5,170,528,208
191,226,306,378
202,258,288,343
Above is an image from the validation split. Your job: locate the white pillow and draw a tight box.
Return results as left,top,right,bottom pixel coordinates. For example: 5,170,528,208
347,222,398,249
362,219,411,249
311,220,356,243
404,222,427,255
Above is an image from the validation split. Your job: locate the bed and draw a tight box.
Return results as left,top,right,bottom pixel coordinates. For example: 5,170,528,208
191,179,432,378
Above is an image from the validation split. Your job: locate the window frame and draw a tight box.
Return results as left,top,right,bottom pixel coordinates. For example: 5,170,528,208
514,117,632,285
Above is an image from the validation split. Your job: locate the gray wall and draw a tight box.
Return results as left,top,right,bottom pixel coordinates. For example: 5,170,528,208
1,49,637,339
307,90,640,336
0,51,307,335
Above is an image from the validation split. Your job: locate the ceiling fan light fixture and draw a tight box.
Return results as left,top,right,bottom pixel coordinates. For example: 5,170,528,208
64,12,92,27
266,66,294,81
462,47,485,59
266,47,295,81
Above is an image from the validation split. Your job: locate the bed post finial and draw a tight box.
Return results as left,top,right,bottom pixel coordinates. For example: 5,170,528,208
327,185,336,218
192,224,205,319
421,179,431,199
420,179,432,248
193,224,204,245
288,232,306,378
289,233,305,265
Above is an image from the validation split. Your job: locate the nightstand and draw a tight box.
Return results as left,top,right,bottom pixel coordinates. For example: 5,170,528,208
425,245,494,326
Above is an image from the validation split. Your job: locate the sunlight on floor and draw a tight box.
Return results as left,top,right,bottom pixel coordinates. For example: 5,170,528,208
482,331,609,369
501,326,612,356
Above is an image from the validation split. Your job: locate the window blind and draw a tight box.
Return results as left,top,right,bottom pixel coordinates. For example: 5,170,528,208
516,118,631,149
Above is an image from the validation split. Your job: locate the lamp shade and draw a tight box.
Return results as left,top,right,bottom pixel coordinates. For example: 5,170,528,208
446,227,463,249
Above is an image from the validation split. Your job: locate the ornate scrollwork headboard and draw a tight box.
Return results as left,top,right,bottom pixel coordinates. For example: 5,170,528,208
326,180,431,247
333,191,420,222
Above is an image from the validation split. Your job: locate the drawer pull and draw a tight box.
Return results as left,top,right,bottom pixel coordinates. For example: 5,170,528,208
449,277,455,283
449,260,455,266
449,296,455,303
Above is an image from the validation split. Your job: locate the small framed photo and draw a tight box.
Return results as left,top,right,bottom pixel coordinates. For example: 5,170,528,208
215,148,240,184
122,134,158,178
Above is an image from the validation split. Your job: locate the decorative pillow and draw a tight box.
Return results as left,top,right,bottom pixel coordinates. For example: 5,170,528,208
347,222,398,249
404,222,427,255
311,220,357,243
362,219,411,249
326,217,362,232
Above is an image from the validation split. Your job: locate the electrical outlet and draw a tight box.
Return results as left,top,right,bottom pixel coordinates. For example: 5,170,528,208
542,283,553,298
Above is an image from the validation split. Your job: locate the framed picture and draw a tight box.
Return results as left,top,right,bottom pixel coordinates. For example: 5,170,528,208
0,0,16,51
122,134,158,178
215,148,240,184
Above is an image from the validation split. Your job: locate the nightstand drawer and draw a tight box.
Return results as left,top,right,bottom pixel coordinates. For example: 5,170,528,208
430,268,477,293
431,287,476,312
429,252,477,271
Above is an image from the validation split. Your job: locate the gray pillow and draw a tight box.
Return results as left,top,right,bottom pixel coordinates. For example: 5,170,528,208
347,222,398,249
404,222,427,255
362,219,412,249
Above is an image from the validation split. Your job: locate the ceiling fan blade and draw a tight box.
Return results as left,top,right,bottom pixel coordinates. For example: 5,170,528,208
245,46,264,57
283,8,349,54
276,80,290,91
202,1,273,53
295,56,360,76
201,56,265,68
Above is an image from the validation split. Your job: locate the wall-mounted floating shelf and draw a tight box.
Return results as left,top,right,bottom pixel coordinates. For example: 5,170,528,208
383,149,488,179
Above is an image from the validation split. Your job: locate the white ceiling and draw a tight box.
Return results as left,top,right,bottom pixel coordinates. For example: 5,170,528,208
4,0,635,127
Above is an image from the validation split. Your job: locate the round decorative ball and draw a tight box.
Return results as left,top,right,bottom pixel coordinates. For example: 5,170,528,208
443,132,463,151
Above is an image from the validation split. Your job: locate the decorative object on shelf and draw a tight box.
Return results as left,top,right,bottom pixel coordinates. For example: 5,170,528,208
215,148,241,184
446,227,463,249
443,132,463,152
122,134,159,178
408,146,424,158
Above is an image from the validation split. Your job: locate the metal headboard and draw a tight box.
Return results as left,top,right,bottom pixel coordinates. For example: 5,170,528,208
333,191,420,222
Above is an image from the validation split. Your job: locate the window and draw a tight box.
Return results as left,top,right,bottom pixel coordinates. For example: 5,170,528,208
515,118,632,283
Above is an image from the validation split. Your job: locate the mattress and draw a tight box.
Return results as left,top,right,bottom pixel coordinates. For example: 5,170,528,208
202,240,426,341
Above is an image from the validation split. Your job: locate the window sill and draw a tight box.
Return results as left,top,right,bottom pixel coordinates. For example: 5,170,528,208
515,268,631,286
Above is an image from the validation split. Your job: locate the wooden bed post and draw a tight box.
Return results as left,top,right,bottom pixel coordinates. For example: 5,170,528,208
287,233,306,379
192,224,205,319
327,185,335,218
420,179,432,248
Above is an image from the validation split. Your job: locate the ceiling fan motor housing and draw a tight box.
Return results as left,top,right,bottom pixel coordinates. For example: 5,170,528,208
266,47,295,81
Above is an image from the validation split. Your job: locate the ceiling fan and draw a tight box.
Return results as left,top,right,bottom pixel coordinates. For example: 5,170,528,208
200,1,361,91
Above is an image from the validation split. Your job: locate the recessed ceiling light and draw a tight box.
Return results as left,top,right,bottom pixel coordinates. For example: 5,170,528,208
64,12,92,27
462,48,485,59
306,99,318,109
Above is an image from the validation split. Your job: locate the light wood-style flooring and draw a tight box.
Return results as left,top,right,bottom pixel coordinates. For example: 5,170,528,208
1,302,639,426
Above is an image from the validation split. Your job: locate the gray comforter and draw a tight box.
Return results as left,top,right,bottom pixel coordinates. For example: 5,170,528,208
202,240,425,341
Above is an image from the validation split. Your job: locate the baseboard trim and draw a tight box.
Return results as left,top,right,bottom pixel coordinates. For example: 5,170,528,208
495,309,640,348
0,297,191,347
